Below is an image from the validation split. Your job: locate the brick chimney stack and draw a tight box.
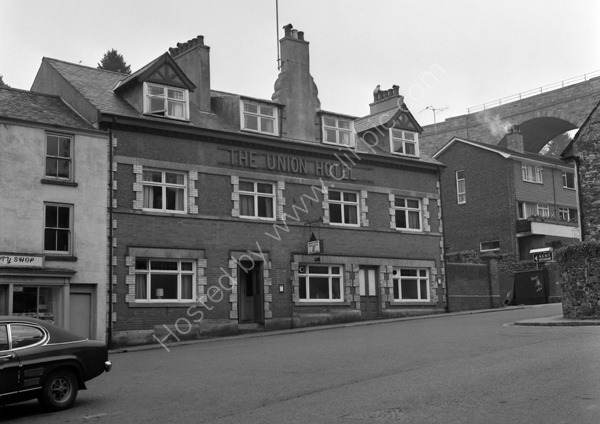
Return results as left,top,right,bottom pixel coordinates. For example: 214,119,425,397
272,24,321,141
369,85,404,114
169,35,211,112
505,124,524,153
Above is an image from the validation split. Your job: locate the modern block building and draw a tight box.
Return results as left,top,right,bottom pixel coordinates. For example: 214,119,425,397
434,126,580,262
32,25,446,347
0,88,109,340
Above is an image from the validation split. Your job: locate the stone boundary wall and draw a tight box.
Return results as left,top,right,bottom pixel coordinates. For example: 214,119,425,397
557,241,600,319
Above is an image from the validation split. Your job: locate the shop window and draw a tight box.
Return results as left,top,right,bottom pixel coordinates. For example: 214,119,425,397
298,265,343,302
328,189,359,226
241,100,278,135
392,268,429,301
393,197,421,231
390,129,419,157
144,82,189,120
135,259,195,301
142,169,187,213
322,116,354,147
11,285,62,324
45,133,72,181
44,203,72,254
238,180,275,220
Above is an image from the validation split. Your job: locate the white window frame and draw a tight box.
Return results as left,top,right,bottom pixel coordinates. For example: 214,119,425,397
143,82,189,121
393,197,422,231
558,207,570,221
390,128,419,157
456,170,466,204
537,203,550,217
142,169,187,213
522,163,543,183
480,240,500,252
322,116,355,147
562,171,575,189
240,100,278,135
238,180,276,220
328,189,360,227
43,203,73,255
45,133,73,181
134,259,196,302
392,268,430,302
298,265,344,302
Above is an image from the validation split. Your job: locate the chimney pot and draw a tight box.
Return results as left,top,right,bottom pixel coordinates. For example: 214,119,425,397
283,24,293,38
291,29,298,38
298,31,304,41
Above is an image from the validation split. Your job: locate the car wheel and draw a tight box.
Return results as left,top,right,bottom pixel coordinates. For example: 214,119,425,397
38,369,78,411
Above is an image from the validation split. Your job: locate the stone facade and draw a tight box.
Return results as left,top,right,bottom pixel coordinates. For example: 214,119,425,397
557,242,600,319
557,100,600,319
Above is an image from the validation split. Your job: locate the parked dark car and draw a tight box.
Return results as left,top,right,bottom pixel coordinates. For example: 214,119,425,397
0,316,111,411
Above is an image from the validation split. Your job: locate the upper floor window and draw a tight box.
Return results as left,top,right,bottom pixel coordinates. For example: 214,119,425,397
558,207,578,222
456,170,466,204
392,268,429,302
298,265,343,302
241,101,278,135
239,180,275,220
142,169,186,213
390,129,419,157
562,171,575,189
322,116,354,147
44,203,72,254
329,190,359,226
144,83,189,120
134,259,195,301
522,163,543,183
393,197,421,231
45,133,72,181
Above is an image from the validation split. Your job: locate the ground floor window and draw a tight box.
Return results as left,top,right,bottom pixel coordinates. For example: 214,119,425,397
392,268,430,301
0,284,64,326
298,265,343,301
135,259,195,301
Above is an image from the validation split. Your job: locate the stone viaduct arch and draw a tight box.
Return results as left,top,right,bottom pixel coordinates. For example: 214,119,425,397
419,75,600,156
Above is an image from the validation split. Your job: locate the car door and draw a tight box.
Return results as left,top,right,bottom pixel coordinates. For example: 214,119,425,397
0,324,21,400
8,324,47,391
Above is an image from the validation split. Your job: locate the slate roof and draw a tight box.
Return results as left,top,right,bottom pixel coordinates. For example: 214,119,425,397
43,58,237,132
434,136,572,167
0,87,97,131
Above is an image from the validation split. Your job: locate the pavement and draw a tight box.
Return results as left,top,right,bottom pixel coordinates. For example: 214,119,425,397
109,304,600,354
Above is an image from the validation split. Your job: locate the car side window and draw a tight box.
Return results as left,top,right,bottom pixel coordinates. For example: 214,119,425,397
0,325,8,350
10,324,45,349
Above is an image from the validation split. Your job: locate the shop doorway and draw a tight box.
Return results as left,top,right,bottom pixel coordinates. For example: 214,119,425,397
238,261,264,324
69,293,92,339
359,267,380,320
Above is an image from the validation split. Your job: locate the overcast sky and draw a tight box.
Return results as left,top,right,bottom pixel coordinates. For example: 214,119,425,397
1,0,599,126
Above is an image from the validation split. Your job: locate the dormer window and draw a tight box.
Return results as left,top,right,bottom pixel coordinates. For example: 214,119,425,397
241,100,278,135
323,116,354,147
144,82,189,120
390,129,419,157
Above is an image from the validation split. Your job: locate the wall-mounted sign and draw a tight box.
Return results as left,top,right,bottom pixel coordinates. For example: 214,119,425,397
0,254,44,268
530,247,553,263
307,239,322,255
